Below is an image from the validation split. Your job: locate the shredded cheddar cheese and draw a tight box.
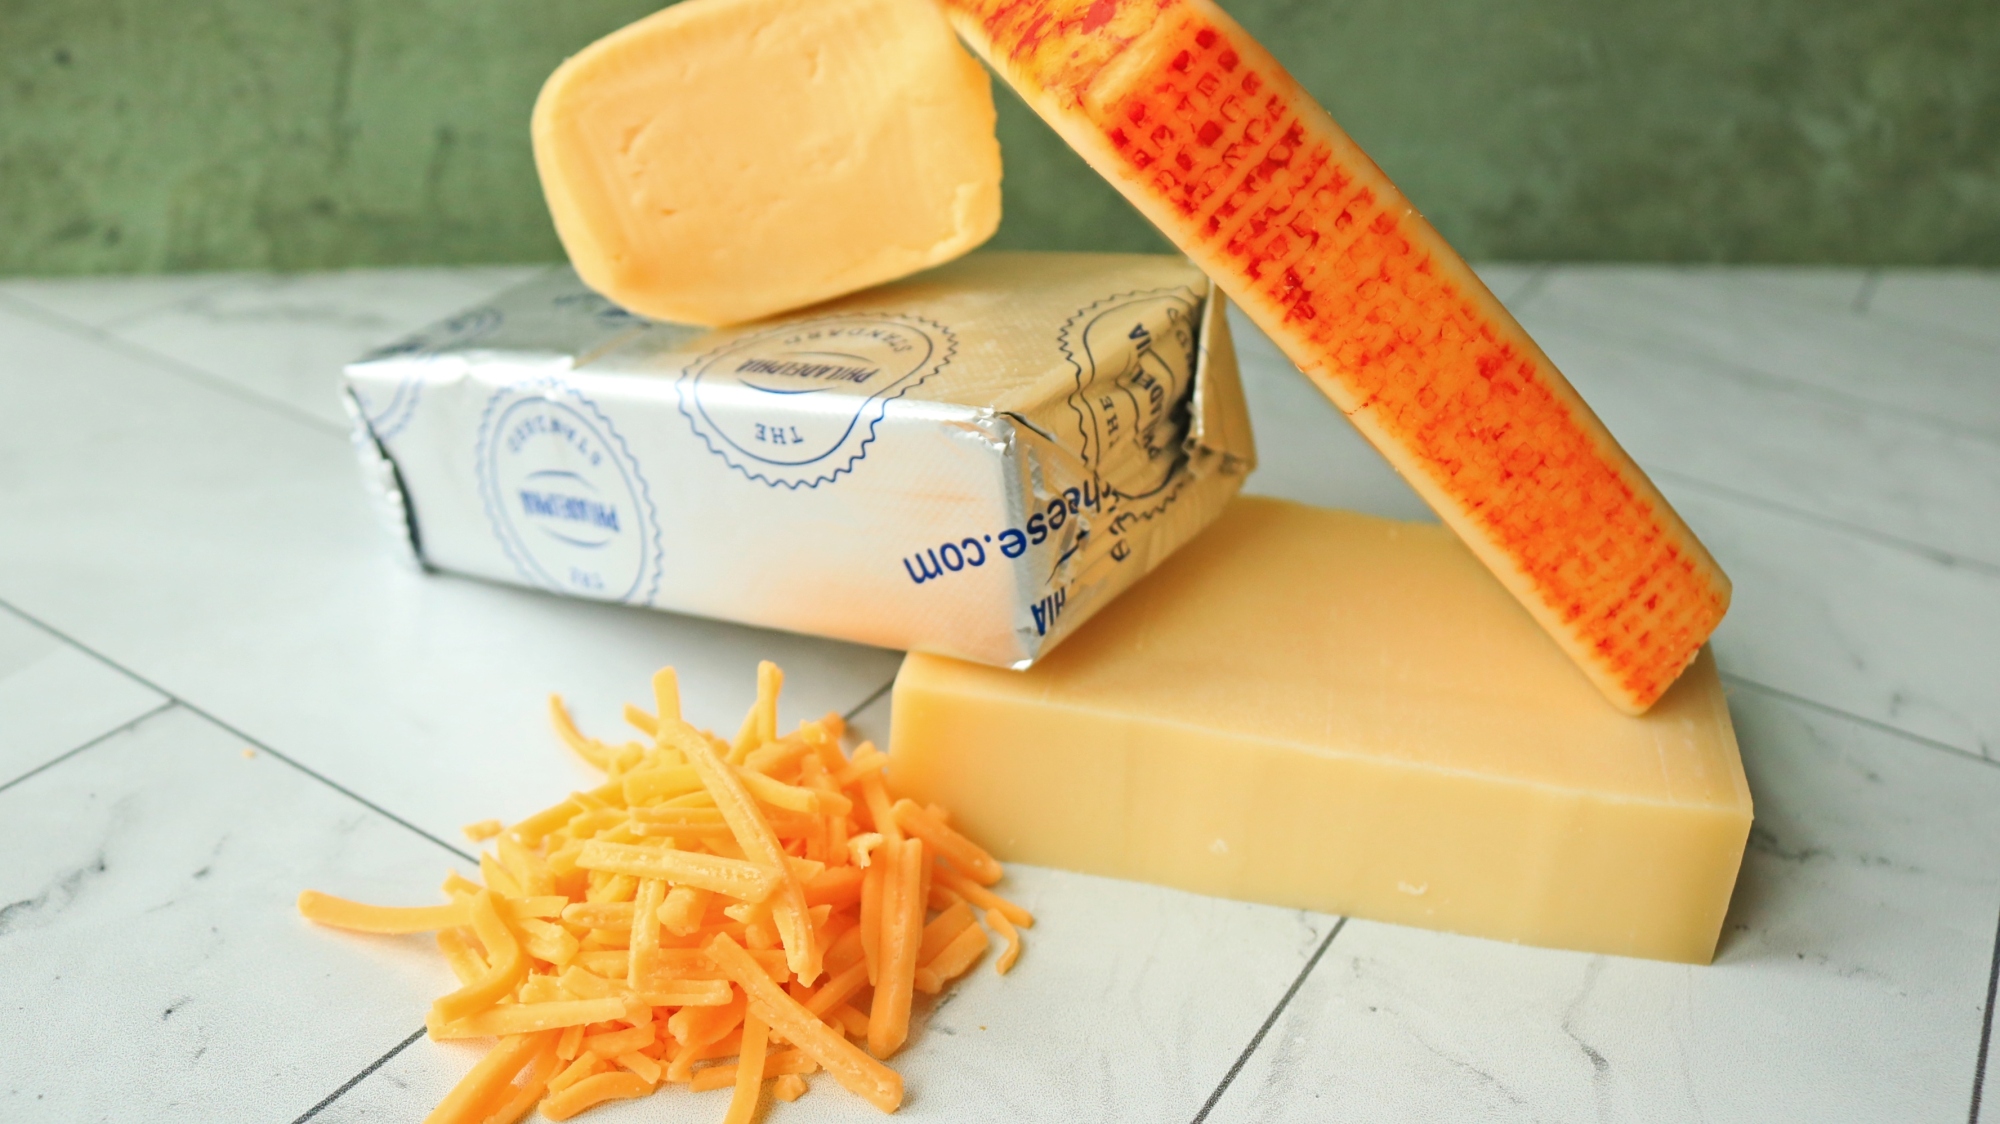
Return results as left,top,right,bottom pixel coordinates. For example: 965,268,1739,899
299,661,1026,1121
462,819,504,843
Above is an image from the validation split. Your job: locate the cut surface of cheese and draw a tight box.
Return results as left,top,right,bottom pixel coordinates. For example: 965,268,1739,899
940,0,1728,713
534,0,1002,327
888,497,1752,964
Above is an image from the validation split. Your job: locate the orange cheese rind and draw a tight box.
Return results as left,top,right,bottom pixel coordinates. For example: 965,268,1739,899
941,0,1729,712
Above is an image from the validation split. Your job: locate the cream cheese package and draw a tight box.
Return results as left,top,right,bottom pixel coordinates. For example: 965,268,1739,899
342,252,1256,666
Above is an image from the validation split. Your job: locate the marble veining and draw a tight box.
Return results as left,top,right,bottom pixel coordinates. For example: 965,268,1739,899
1678,486,2000,760
0,849,111,937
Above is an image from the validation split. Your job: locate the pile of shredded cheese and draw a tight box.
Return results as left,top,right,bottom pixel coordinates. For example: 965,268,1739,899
298,662,1029,1123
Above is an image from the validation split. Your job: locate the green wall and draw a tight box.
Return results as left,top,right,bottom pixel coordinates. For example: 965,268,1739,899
4,0,1996,275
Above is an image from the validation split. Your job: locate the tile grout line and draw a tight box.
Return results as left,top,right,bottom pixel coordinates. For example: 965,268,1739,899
0,594,477,865
1189,916,1348,1124
1721,672,1993,769
0,289,349,439
0,699,178,797
1649,465,2000,577
290,1026,428,1124
842,675,897,724
1971,902,2000,1124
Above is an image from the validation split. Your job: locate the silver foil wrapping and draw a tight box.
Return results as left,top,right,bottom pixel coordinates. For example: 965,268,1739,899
342,252,1256,667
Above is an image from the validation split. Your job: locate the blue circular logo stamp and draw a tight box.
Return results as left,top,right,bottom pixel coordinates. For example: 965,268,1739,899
1059,288,1201,502
352,306,503,440
678,314,955,489
475,380,663,604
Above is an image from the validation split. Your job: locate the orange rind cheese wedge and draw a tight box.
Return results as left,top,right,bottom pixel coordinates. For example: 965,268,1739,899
941,0,1729,712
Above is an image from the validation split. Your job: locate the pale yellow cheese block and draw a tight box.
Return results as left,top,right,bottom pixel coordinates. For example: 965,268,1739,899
888,497,1753,963
532,0,1002,327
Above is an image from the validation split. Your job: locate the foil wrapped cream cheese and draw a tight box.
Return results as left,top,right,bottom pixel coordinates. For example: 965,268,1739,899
343,252,1256,666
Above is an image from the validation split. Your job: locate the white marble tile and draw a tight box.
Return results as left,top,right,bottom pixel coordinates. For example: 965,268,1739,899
317,852,1337,1123
7,263,1996,1122
0,605,166,787
1519,311,2000,568
1202,688,2000,1124
1532,266,2000,439
1869,270,2000,350
1663,483,2000,761
0,300,903,856
95,265,549,430
0,703,476,1122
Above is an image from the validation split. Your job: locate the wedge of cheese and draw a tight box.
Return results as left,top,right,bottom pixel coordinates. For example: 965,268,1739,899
533,0,1002,327
888,498,1752,964
940,0,1729,713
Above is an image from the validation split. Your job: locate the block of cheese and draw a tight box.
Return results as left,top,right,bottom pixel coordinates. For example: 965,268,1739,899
533,0,1002,327
888,497,1752,963
940,0,1729,713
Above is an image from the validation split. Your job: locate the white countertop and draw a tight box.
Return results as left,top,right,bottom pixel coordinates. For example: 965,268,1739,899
1,262,1995,1122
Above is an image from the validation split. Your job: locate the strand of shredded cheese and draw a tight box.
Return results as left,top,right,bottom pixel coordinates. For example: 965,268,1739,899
421,1030,549,1124
708,933,904,1111
663,714,823,983
932,862,1035,928
723,1011,768,1124
867,838,926,1058
575,841,780,901
986,908,1022,975
482,1038,562,1124
541,1071,653,1121
427,891,527,1030
914,922,990,994
433,997,634,1040
298,891,468,934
